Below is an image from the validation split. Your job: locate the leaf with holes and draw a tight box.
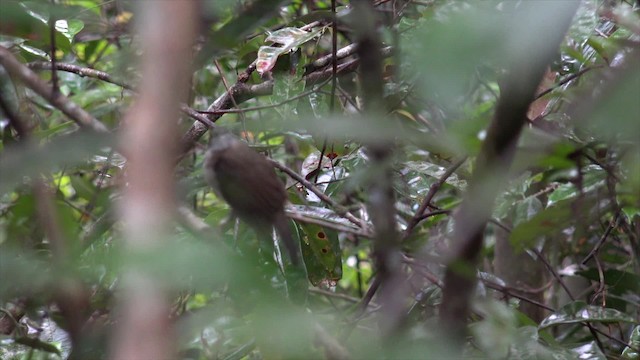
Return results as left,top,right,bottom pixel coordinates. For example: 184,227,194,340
299,223,342,286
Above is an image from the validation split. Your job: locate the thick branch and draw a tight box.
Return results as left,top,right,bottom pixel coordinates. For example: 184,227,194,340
110,2,198,359
352,0,406,338
439,1,580,345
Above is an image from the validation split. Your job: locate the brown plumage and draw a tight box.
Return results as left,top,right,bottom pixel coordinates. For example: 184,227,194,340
203,128,300,265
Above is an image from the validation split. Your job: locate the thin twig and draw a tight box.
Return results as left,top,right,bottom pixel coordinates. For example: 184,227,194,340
582,212,620,265
534,65,604,100
28,61,134,90
286,210,371,237
592,255,606,307
47,5,59,96
199,78,332,114
310,288,379,307
270,159,370,231
483,280,556,312
534,249,605,352
403,157,467,239
355,275,382,319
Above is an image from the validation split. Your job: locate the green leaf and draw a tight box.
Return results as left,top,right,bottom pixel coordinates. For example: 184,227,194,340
35,121,76,138
299,223,342,286
539,301,636,328
509,196,597,251
576,268,640,295
581,61,640,142
403,161,467,190
14,336,62,356
0,131,114,195
470,300,518,358
536,142,578,170
55,19,84,43
270,68,305,120
0,248,52,297
18,43,50,59
570,341,607,360
513,196,543,227
548,166,605,203
69,173,95,200
621,325,640,359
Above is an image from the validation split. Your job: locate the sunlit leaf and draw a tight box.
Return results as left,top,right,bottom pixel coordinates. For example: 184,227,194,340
55,19,84,43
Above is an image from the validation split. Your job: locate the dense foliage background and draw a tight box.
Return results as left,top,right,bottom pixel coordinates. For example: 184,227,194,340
0,0,639,359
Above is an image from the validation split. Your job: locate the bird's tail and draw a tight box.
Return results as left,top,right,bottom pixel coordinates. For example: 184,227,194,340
273,213,301,266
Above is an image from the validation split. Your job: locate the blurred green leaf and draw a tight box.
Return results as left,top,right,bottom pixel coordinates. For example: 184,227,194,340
513,196,543,227
405,1,581,110
470,300,518,358
250,302,317,359
577,268,640,295
509,196,597,251
0,248,52,297
579,58,640,143
548,166,606,203
0,131,114,195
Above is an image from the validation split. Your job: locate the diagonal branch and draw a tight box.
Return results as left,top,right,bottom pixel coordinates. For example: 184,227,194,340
439,1,581,345
0,46,109,133
403,157,467,240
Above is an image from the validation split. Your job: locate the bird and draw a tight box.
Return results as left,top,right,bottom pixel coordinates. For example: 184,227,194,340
203,127,300,266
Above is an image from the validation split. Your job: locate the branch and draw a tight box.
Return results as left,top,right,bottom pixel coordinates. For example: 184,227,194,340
439,1,580,345
28,61,134,90
533,65,604,101
269,160,370,232
533,249,605,351
198,77,332,114
110,2,198,359
0,46,109,133
351,0,406,338
581,212,620,265
286,210,371,237
180,45,392,156
403,157,467,239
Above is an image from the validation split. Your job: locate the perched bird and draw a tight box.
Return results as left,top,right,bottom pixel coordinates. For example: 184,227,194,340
203,127,300,265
